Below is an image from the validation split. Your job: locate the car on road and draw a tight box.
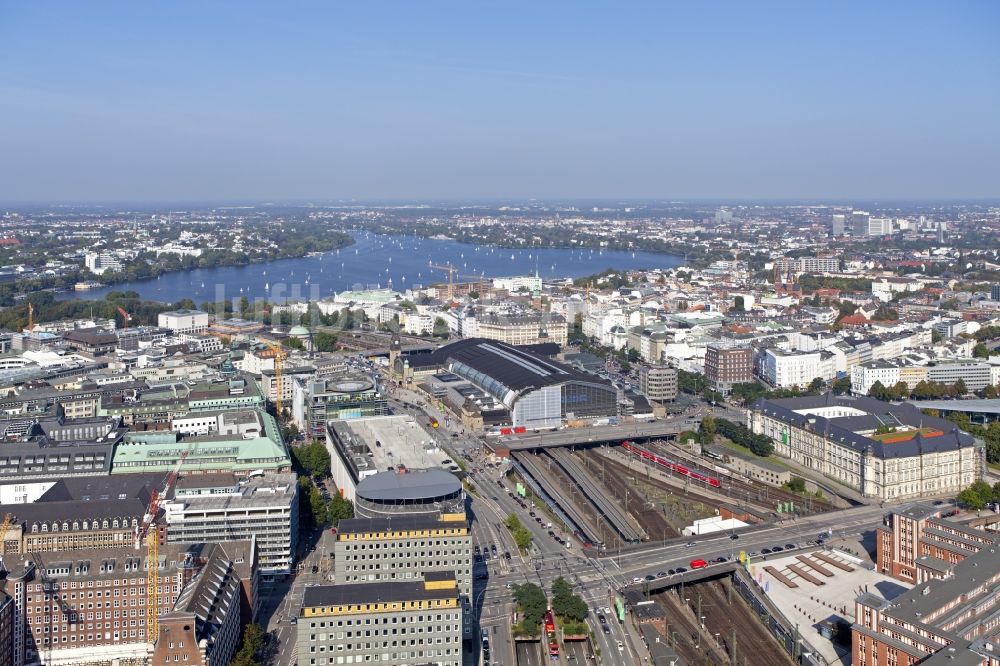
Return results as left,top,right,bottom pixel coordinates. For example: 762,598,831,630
667,569,676,575
632,577,642,584
674,567,687,573
685,541,697,548
474,545,481,554
729,533,739,540
785,543,796,550
289,617,297,625
644,575,655,581
714,556,727,563
761,548,772,554
771,545,784,552
311,565,318,573
657,571,667,577
617,640,624,651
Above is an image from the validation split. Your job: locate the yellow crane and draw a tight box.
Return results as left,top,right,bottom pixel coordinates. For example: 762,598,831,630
428,262,458,301
263,340,287,415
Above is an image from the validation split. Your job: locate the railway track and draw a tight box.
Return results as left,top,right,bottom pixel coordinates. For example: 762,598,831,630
639,440,836,514
545,447,646,542
513,452,600,545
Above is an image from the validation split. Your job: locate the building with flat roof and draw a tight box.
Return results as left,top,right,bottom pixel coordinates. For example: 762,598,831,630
325,415,458,501
291,375,388,438
333,512,472,639
354,468,465,520
0,415,126,481
163,472,299,575
853,544,1000,666
704,342,753,395
296,573,463,666
638,364,678,403
157,309,210,335
397,338,617,428
748,394,982,500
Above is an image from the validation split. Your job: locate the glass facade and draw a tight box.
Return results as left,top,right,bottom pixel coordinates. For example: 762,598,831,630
562,382,618,419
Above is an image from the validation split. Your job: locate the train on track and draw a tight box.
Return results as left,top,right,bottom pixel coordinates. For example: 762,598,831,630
621,441,722,488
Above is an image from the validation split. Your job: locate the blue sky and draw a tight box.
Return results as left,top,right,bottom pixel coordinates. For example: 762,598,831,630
1,2,998,202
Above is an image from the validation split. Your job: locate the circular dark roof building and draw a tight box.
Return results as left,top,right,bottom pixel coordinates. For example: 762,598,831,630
355,468,464,519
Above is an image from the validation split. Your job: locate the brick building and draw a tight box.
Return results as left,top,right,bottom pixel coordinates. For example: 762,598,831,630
875,504,998,583
704,342,753,396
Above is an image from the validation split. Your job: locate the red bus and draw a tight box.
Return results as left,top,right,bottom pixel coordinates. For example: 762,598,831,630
544,609,559,657
690,558,707,569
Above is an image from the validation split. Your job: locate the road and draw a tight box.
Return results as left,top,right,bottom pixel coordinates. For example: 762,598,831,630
270,365,887,666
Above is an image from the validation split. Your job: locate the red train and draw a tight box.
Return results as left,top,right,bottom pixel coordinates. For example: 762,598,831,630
621,441,721,488
545,609,559,657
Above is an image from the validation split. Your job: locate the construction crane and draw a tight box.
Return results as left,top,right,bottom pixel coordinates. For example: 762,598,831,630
263,340,287,415
428,262,458,301
117,305,131,330
137,444,191,644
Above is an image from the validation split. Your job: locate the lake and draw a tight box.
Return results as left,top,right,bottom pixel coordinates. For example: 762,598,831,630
62,232,684,304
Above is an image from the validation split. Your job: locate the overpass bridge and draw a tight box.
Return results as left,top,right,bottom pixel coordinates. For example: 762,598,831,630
497,421,690,452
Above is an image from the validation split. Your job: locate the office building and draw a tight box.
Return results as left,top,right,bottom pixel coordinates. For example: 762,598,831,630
163,472,299,575
333,512,471,608
296,573,463,666
831,213,846,237
748,394,982,500
112,408,292,476
83,251,123,276
639,364,678,403
759,348,833,389
851,211,871,237
992,284,1000,302
2,541,256,666
853,545,1000,666
292,375,389,439
772,256,841,274
875,504,998,582
157,309,210,335
704,343,753,395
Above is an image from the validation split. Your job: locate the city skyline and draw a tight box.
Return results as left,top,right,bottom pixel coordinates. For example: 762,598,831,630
1,2,998,202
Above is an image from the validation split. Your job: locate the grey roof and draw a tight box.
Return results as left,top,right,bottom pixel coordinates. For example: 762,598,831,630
355,469,462,503
302,575,457,608
404,338,612,393
905,398,1000,416
752,393,977,459
337,514,468,536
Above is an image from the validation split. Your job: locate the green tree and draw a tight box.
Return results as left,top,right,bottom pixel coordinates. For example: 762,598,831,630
868,381,887,400
785,477,806,493
513,583,548,634
699,415,716,446
505,513,533,552
973,343,990,359
313,330,339,352
957,480,993,510
807,377,825,394
832,376,852,395
231,623,265,666
953,378,968,397
432,317,449,338
292,441,332,478
327,493,354,525
550,577,588,622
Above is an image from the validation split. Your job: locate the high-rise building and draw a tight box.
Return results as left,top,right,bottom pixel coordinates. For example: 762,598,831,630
638,364,678,403
991,284,1000,301
704,343,753,395
296,573,464,666
850,210,871,237
831,213,846,236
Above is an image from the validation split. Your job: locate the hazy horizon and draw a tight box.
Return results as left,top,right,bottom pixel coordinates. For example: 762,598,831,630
2,2,998,202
